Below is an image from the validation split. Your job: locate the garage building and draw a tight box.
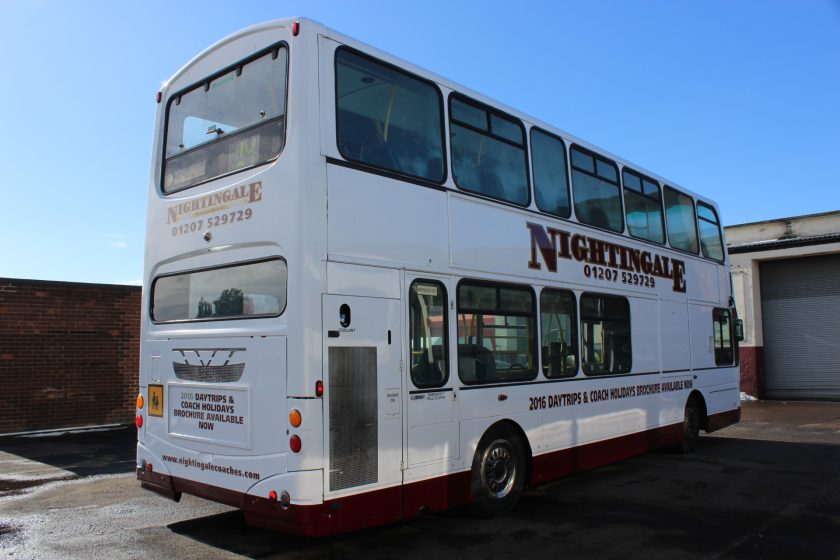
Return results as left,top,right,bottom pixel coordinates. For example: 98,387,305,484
726,211,840,401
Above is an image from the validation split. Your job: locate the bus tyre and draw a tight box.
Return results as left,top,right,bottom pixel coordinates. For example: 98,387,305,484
680,398,701,453
469,426,526,517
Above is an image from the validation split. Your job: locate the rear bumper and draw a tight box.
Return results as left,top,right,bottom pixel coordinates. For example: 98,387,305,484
138,466,472,536
137,467,331,535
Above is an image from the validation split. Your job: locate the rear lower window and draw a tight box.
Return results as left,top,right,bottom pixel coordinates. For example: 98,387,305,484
152,259,287,322
163,44,288,193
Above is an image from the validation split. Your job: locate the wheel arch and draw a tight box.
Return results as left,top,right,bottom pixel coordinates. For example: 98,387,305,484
688,389,709,432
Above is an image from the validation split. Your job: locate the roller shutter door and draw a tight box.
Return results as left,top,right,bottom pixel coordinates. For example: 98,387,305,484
760,254,840,400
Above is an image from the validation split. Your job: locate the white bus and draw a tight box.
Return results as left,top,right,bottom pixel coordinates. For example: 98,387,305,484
137,17,741,536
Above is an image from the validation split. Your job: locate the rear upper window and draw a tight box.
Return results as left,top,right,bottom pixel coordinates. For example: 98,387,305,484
570,146,623,233
336,48,445,183
152,258,287,322
163,44,288,193
449,95,529,205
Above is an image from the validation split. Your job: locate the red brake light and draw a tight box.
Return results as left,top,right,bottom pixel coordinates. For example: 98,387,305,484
135,414,143,428
315,380,323,397
269,490,278,501
292,21,300,36
290,435,302,453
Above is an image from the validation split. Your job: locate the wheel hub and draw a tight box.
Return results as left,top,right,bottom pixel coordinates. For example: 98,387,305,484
482,441,516,498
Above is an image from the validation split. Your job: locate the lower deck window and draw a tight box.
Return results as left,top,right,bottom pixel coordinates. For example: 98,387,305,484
457,282,536,384
713,308,734,365
540,288,578,378
409,280,449,388
152,258,287,322
580,293,631,375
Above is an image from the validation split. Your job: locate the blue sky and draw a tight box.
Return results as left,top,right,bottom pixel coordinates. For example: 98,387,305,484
1,0,838,284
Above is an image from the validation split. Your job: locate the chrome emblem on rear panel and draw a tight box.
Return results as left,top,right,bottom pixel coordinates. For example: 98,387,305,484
172,348,246,382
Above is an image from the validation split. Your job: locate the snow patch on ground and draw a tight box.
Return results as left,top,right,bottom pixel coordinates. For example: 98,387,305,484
740,392,759,402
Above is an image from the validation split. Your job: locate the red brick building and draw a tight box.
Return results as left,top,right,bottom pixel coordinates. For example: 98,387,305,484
0,278,141,434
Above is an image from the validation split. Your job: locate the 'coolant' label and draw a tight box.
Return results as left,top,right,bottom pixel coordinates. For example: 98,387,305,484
168,384,250,448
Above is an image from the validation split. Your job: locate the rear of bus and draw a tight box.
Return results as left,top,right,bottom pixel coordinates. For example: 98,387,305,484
136,19,327,534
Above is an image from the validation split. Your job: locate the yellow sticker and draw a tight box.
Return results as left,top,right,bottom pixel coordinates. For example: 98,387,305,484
148,385,164,417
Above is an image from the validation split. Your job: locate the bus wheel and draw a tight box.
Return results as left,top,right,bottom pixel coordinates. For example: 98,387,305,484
469,426,526,517
680,398,701,453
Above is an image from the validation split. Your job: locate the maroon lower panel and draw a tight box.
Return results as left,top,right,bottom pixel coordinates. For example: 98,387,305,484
530,422,684,485
138,416,739,536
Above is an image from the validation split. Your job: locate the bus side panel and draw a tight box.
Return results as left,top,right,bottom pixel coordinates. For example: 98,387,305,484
660,299,690,372
326,165,449,269
631,296,661,374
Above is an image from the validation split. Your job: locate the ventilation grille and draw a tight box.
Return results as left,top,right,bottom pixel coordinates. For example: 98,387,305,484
329,346,378,491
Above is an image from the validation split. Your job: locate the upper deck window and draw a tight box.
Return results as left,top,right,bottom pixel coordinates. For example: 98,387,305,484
664,187,699,254
449,96,529,206
623,168,665,244
163,44,288,193
531,128,571,218
697,202,725,261
336,48,445,183
570,146,623,233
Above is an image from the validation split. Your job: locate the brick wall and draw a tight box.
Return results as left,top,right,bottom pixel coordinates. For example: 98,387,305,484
0,278,141,434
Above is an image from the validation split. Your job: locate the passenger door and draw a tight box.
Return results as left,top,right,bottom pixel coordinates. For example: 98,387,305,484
404,275,460,468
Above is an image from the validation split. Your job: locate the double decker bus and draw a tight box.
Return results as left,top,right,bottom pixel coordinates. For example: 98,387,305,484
136,18,741,536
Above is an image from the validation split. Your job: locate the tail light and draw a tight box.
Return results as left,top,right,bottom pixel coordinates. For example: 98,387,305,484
289,434,302,453
289,408,302,428
135,414,143,429
136,394,144,409
315,380,323,397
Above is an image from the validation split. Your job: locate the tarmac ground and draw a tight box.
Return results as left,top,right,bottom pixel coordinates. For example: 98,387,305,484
1,400,838,559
